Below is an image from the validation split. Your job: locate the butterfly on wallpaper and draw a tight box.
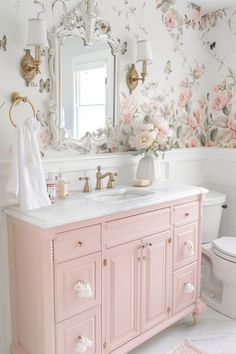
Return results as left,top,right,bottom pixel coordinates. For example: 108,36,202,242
209,42,216,50
39,78,50,93
0,35,7,51
164,60,172,78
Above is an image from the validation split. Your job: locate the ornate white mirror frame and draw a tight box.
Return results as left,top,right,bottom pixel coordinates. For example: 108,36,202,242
47,0,127,154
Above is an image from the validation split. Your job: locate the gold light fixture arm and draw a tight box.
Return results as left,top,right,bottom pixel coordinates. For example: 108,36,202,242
20,47,41,87
127,61,148,94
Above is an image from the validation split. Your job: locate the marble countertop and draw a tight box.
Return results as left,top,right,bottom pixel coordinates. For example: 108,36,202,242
4,182,208,229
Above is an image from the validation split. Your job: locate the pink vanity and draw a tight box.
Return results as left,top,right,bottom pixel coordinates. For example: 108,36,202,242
6,188,204,354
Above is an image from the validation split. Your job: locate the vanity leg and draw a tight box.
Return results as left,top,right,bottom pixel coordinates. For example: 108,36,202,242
192,299,202,325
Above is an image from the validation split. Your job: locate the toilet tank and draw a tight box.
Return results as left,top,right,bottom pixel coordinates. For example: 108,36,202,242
202,190,226,243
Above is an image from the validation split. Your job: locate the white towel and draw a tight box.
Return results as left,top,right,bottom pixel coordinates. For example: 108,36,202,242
6,117,51,210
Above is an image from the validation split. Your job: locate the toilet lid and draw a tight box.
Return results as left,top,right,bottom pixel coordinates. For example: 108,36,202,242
212,237,236,260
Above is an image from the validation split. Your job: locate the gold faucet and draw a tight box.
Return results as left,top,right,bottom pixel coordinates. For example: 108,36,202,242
95,166,118,190
79,177,92,193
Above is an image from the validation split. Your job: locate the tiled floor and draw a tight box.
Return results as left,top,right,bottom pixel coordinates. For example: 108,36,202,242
130,306,236,354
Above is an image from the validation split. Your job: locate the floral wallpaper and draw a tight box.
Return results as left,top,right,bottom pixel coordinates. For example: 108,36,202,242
1,0,236,157
115,0,236,149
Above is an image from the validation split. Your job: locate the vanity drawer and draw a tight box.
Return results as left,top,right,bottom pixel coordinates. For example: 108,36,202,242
173,201,199,228
173,222,198,270
54,253,101,323
56,306,101,354
172,262,198,314
104,208,171,248
54,224,101,264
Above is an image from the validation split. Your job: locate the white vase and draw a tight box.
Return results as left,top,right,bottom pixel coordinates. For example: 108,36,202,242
136,151,162,184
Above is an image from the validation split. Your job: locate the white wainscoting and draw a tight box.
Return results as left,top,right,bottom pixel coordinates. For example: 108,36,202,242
0,147,235,354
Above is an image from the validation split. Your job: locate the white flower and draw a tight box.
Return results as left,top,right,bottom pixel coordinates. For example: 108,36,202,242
129,130,156,150
157,134,168,146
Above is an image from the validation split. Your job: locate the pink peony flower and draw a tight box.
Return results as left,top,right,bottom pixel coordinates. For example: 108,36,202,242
179,80,187,88
212,91,231,111
178,88,192,108
207,140,217,147
188,110,201,130
163,12,177,29
140,123,154,131
190,137,201,147
120,95,138,125
153,117,170,136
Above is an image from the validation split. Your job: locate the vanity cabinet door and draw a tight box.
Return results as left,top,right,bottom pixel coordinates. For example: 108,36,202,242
103,240,141,353
141,231,172,332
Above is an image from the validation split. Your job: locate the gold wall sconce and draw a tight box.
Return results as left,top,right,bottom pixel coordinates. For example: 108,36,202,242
126,40,153,94
20,18,48,87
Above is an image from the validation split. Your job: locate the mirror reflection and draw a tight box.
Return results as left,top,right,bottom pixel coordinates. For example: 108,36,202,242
61,36,115,140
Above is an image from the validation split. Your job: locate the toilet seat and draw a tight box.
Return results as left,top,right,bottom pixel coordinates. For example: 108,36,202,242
212,237,236,263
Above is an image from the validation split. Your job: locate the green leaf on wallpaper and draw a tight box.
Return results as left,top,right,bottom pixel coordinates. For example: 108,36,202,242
176,126,182,138
210,128,218,141
199,134,206,146
207,93,210,101
185,104,190,114
223,106,230,117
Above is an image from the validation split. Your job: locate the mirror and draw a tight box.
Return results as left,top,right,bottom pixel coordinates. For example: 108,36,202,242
48,0,127,153
61,36,115,140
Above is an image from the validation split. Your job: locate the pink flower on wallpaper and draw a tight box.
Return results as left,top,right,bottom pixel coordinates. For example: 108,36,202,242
163,12,177,29
193,65,202,79
188,110,201,130
190,137,201,147
207,140,217,147
178,88,192,108
229,139,236,148
212,91,231,111
120,95,138,125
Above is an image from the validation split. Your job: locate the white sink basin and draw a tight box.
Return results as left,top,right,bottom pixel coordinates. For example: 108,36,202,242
87,188,155,203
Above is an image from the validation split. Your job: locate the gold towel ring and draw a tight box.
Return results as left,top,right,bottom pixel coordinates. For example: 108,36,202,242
9,92,36,127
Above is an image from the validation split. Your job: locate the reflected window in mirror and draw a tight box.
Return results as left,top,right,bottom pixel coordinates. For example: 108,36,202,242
61,36,114,140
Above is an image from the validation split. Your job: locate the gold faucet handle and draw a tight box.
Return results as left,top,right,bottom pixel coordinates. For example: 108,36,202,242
79,177,92,193
107,172,118,189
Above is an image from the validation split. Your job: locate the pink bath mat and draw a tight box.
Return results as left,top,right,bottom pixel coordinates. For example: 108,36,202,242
167,339,209,354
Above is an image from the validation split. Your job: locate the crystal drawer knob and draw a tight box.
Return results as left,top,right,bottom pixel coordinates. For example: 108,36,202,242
185,240,195,257
184,282,195,294
76,336,93,353
74,280,93,298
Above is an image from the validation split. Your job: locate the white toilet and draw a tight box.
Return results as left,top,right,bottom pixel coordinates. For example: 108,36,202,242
201,190,236,319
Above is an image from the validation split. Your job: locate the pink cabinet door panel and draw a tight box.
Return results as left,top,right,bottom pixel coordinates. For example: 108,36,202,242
173,262,198,314
56,306,101,354
55,253,101,323
54,225,101,264
141,231,172,332
104,240,141,352
173,223,198,270
173,202,199,228
104,208,171,248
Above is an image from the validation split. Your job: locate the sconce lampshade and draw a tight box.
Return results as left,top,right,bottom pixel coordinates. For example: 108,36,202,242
26,18,48,47
136,40,153,64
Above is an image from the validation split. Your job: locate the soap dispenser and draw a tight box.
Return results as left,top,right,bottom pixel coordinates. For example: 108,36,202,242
56,172,69,199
